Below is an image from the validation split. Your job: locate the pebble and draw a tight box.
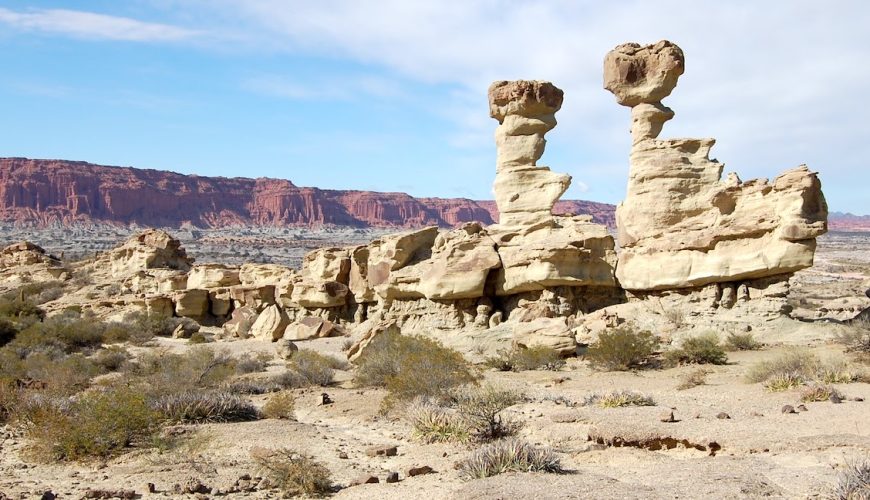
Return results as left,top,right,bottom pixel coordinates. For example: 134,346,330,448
781,405,797,414
386,472,400,483
407,466,435,477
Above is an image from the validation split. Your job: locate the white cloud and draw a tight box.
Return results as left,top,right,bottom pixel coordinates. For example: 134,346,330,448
0,7,198,42
204,0,870,206
243,74,406,101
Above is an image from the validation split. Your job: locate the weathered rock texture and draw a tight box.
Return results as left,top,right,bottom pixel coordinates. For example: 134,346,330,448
605,40,828,291
0,158,614,228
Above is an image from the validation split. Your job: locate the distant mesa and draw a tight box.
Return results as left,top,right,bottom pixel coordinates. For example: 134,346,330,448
0,157,615,229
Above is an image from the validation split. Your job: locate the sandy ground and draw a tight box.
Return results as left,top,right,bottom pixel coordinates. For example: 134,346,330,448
1,331,868,499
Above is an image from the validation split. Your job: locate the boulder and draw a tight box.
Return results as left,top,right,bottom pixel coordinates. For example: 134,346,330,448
107,229,193,278
249,305,289,341
144,295,174,317
223,306,258,338
173,289,209,319
290,280,349,309
208,289,233,317
284,317,344,341
512,317,577,356
229,285,276,311
187,264,240,289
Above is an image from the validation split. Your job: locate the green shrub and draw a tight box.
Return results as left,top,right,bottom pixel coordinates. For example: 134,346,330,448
21,352,100,396
10,316,105,355
0,317,18,347
262,391,296,420
152,390,259,423
0,297,45,322
485,347,565,372
585,327,658,371
91,346,130,372
664,333,728,366
763,372,804,392
129,347,237,394
725,332,762,351
458,439,562,479
405,399,469,443
22,385,159,461
747,348,819,385
188,332,208,344
355,331,479,410
252,448,332,497
583,390,656,408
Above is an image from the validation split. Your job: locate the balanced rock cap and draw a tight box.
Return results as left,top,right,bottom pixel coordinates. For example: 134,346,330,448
604,40,685,106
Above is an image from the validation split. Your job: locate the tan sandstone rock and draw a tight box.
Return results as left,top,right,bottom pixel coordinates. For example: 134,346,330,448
187,264,240,289
249,304,290,341
108,229,193,278
605,40,827,291
489,80,570,227
173,289,209,319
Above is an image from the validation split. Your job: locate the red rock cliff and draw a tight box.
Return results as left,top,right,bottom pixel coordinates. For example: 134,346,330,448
0,158,616,228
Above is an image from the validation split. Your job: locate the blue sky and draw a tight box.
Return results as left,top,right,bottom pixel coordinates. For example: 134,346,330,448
1,1,868,213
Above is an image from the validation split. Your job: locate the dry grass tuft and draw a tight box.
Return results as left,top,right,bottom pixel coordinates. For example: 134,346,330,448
583,390,656,408
676,368,710,390
262,391,296,420
458,439,563,479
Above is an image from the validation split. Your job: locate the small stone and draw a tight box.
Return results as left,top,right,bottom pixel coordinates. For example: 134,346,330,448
830,394,842,404
338,452,349,459
659,410,676,423
407,466,435,477
852,397,864,402
781,405,797,414
40,493,56,500
386,472,400,483
741,325,752,332
796,404,808,412
350,475,379,486
146,483,156,494
320,393,333,405
365,445,397,457
257,478,271,490
716,412,730,420
750,411,763,417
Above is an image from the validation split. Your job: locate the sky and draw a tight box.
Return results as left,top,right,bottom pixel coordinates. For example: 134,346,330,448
1,1,868,214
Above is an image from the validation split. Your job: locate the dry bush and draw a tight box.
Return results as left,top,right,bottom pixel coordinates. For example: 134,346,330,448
0,296,45,325
354,331,479,409
676,368,710,390
251,447,332,497
235,352,272,374
583,390,656,408
405,399,469,443
458,439,563,480
450,385,522,442
485,347,565,372
152,390,259,423
831,458,870,500
10,315,106,355
19,352,100,396
664,333,728,366
0,377,18,423
835,322,870,362
262,391,296,420
91,346,130,372
188,332,209,344
747,349,865,390
129,347,237,394
725,332,762,351
286,350,338,387
20,385,159,461
799,384,844,403
585,327,658,371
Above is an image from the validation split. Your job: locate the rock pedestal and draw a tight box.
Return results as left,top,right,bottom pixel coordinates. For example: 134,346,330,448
604,40,828,291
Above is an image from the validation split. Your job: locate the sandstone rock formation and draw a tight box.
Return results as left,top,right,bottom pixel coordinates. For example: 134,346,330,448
107,229,193,278
3,42,829,362
604,40,828,291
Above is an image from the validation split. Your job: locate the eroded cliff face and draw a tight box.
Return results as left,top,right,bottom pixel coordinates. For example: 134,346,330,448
0,158,495,228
